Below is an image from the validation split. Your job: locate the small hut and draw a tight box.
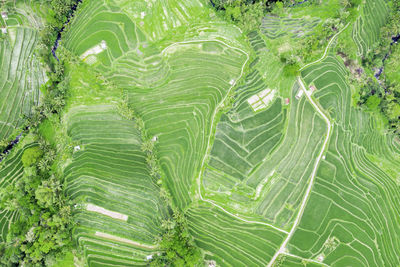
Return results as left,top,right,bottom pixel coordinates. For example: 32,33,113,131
284,98,290,105
295,89,303,100
309,84,316,92
1,27,7,34
1,12,8,19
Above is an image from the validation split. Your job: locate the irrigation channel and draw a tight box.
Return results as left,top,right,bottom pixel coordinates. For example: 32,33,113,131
52,0,82,61
0,1,81,161
0,128,27,162
289,0,308,7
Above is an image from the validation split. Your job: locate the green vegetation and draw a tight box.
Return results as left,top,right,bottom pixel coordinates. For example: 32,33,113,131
280,52,300,76
211,0,269,33
36,0,79,64
38,119,57,146
0,143,34,243
365,95,382,111
0,0,400,266
21,146,43,167
385,44,400,93
349,0,400,133
0,141,74,266
0,0,81,265
150,206,201,266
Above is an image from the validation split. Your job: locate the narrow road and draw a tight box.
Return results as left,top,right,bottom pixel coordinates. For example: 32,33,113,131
193,39,289,234
267,22,350,267
267,77,333,266
193,22,349,266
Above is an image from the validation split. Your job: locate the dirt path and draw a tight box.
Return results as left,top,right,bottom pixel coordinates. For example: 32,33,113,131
267,23,350,267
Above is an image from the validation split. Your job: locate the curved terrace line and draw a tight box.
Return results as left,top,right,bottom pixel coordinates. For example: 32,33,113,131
300,22,351,71
267,22,351,267
267,76,333,266
191,38,290,235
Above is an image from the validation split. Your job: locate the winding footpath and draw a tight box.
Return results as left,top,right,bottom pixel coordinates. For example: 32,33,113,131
192,39,290,234
300,22,350,71
267,23,350,267
192,22,350,266
267,76,333,266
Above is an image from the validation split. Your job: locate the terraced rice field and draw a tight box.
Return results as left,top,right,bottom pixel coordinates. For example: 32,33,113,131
187,203,286,266
201,74,327,230
261,15,320,39
63,0,248,210
0,23,45,141
0,0,396,266
113,0,209,42
352,0,389,56
286,55,400,266
0,1,45,244
64,105,168,266
248,31,268,55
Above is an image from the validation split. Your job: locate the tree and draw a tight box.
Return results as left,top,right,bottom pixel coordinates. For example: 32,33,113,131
21,146,43,167
386,102,400,121
210,0,276,33
365,95,381,111
141,139,154,153
150,209,202,267
280,52,300,77
0,142,74,266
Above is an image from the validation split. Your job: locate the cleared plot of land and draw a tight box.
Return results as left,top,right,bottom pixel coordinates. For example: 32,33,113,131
80,40,107,60
187,203,286,266
352,0,388,56
86,204,128,221
64,105,168,266
247,88,276,111
287,55,400,267
94,232,156,249
0,26,44,141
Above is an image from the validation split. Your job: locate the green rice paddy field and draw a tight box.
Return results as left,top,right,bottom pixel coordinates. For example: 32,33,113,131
0,0,399,266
